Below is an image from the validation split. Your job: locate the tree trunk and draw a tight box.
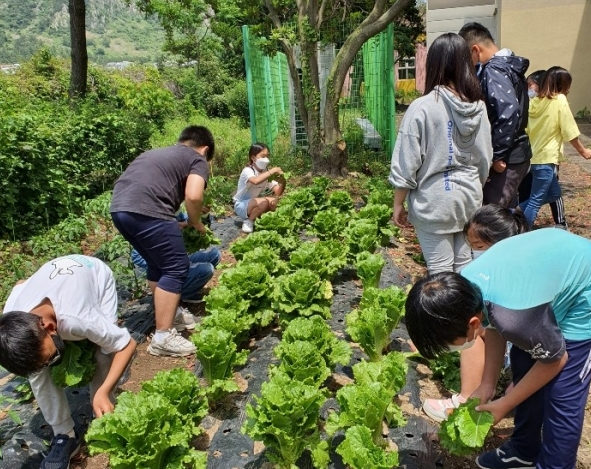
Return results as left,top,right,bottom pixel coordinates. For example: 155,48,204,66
69,0,87,100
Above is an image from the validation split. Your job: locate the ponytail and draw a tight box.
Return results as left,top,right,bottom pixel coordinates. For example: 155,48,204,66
464,204,530,245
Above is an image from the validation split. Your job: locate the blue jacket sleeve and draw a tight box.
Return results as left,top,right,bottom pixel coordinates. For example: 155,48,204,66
481,64,524,162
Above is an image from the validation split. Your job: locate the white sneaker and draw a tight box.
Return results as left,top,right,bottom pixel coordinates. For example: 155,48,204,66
173,306,196,331
422,393,466,422
242,219,254,233
147,329,196,357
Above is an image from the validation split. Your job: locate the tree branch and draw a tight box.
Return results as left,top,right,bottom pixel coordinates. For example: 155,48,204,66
318,0,329,28
264,0,283,29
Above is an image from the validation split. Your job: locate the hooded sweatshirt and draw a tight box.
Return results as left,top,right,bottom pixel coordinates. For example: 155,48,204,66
389,86,493,233
527,94,580,165
479,49,531,164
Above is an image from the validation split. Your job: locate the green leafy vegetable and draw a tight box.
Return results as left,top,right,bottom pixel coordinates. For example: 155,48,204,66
272,340,331,388
51,340,96,388
218,262,272,312
288,240,348,280
191,327,248,401
439,398,494,456
87,369,208,469
255,204,304,235
429,352,461,393
346,306,392,362
360,286,407,330
309,208,351,240
239,246,289,276
355,252,386,289
363,178,394,207
336,425,399,469
230,230,299,260
280,316,351,368
327,190,354,213
242,372,327,469
272,269,333,324
279,187,319,222
344,219,379,260
356,203,398,246
182,226,220,253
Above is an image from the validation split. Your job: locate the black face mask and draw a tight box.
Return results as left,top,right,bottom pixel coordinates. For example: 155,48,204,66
49,334,66,367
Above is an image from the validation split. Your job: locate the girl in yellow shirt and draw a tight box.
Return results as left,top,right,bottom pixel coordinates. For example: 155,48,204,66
519,66,591,227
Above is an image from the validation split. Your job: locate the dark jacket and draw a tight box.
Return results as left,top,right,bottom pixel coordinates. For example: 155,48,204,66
478,50,532,164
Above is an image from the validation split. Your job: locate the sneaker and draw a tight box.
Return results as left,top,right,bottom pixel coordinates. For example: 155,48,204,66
422,393,466,422
147,329,196,357
173,306,196,331
554,223,568,231
242,219,254,233
476,443,535,469
41,434,80,469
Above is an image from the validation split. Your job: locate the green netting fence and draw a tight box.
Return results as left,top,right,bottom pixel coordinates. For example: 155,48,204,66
242,24,396,161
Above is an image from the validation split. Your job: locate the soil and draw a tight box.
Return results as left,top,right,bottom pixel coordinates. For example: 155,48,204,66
3,126,591,469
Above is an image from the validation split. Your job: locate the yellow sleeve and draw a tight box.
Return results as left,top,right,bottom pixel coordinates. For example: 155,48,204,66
558,95,580,143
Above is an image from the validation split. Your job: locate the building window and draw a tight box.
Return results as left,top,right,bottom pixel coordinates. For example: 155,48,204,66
398,58,416,80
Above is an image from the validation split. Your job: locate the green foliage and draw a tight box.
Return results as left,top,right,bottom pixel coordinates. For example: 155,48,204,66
272,340,331,388
255,204,304,235
272,269,333,324
0,394,22,426
344,219,379,261
50,340,97,388
204,175,235,215
230,230,299,260
439,399,494,456
192,327,248,401
242,372,327,469
288,240,348,280
87,369,208,469
346,306,392,362
356,203,398,246
309,208,351,241
355,252,386,289
279,187,321,222
336,425,399,469
182,226,221,253
239,247,289,276
280,316,351,368
359,286,406,329
429,352,461,394
363,178,394,207
327,190,354,213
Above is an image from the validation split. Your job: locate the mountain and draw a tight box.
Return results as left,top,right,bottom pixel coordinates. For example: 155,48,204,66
0,0,165,64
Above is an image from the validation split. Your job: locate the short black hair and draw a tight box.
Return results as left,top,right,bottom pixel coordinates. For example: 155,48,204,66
0,312,46,376
464,204,529,245
527,70,546,87
405,272,484,359
178,125,215,161
458,22,495,47
424,33,482,102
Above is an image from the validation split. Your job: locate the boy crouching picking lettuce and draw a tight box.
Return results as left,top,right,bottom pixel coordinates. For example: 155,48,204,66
0,255,137,469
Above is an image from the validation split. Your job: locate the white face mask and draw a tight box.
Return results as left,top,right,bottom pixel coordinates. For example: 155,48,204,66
528,89,537,99
472,250,486,260
448,331,477,353
255,157,270,171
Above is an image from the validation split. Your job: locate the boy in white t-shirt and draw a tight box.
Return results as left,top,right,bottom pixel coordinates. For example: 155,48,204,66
0,255,137,469
233,143,286,233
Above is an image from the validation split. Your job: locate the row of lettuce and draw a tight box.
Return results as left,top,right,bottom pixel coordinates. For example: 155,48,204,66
82,177,411,468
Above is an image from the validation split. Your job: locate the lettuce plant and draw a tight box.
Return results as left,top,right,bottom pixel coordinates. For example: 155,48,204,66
280,316,351,368
359,286,407,329
355,252,386,289
87,369,208,469
309,208,351,240
439,398,494,455
288,240,348,280
279,187,319,222
230,230,299,260
363,178,394,207
239,246,289,276
346,306,392,362
255,204,304,235
271,340,331,388
242,372,327,469
51,340,96,388
356,203,398,246
336,425,399,469
219,262,272,311
327,190,354,213
182,226,221,253
192,327,249,402
272,269,333,324
344,218,379,261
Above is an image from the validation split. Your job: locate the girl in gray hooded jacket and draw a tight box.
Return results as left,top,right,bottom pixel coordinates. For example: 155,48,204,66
389,32,493,274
